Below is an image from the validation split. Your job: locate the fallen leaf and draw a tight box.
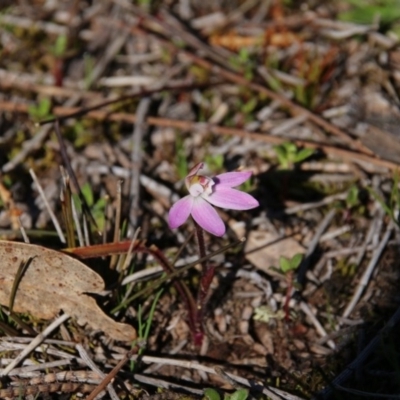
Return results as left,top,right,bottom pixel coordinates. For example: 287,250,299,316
0,241,136,341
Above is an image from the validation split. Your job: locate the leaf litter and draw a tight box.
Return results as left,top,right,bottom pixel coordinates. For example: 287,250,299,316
0,240,136,342
1,0,400,399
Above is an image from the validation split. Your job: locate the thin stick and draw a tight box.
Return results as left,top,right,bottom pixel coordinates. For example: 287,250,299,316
297,208,336,286
29,168,66,243
85,346,140,400
38,82,215,126
2,100,399,170
110,180,123,270
193,223,208,344
0,313,70,376
70,193,84,247
300,302,335,350
128,97,151,235
129,355,305,400
17,217,30,244
76,344,118,400
110,14,372,155
54,120,99,234
342,218,393,318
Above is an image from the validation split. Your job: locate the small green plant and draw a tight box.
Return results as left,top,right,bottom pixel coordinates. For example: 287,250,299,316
340,184,367,221
28,98,53,122
240,97,258,116
277,253,303,274
175,135,188,180
51,34,68,57
368,171,400,227
130,289,163,371
203,388,249,400
73,182,107,231
273,142,314,169
294,55,324,108
338,0,400,27
229,48,255,80
272,253,303,320
253,305,285,323
346,185,360,209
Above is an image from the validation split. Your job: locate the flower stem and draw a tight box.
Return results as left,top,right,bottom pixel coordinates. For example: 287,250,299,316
195,222,207,260
284,271,294,321
194,222,216,345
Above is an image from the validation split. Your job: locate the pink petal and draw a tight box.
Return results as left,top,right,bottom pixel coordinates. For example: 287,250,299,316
214,171,252,187
191,197,225,236
187,162,204,178
168,196,194,229
206,187,259,210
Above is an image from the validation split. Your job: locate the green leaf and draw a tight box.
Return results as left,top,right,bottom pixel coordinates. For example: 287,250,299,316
290,253,303,270
285,142,297,154
279,254,302,274
279,256,292,274
273,144,289,166
346,186,359,208
204,388,221,400
338,0,400,25
241,98,258,115
81,182,94,207
28,98,53,121
294,148,314,163
38,98,51,115
228,389,249,400
53,34,67,57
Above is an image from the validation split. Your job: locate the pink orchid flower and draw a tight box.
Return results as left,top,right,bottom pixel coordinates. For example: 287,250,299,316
168,162,259,236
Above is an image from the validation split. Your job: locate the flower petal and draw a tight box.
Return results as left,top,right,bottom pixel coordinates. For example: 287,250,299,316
191,197,225,236
206,187,259,210
214,171,252,188
187,162,204,178
168,196,194,229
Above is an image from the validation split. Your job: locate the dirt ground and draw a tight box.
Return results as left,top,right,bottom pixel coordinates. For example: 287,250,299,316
1,1,400,399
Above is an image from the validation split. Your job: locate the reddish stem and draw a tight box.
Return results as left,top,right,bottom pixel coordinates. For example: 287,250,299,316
193,222,216,346
66,240,198,335
53,58,64,87
284,271,294,321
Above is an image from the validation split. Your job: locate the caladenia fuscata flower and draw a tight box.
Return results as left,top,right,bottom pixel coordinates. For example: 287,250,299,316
168,162,259,236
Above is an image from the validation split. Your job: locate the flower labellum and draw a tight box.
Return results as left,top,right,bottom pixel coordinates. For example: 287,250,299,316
168,162,259,236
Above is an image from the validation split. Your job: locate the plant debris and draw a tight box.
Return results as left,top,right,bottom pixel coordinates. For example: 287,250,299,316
0,241,136,342
1,0,400,399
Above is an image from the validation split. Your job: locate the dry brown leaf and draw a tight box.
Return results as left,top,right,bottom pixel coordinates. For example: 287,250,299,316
0,241,136,341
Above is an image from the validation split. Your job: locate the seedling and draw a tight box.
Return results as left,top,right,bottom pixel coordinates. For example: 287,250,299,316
204,388,249,400
130,288,163,371
50,34,68,58
273,142,314,170
28,98,53,122
272,254,303,321
253,305,285,323
229,48,255,80
368,171,400,227
338,0,400,26
72,182,107,232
